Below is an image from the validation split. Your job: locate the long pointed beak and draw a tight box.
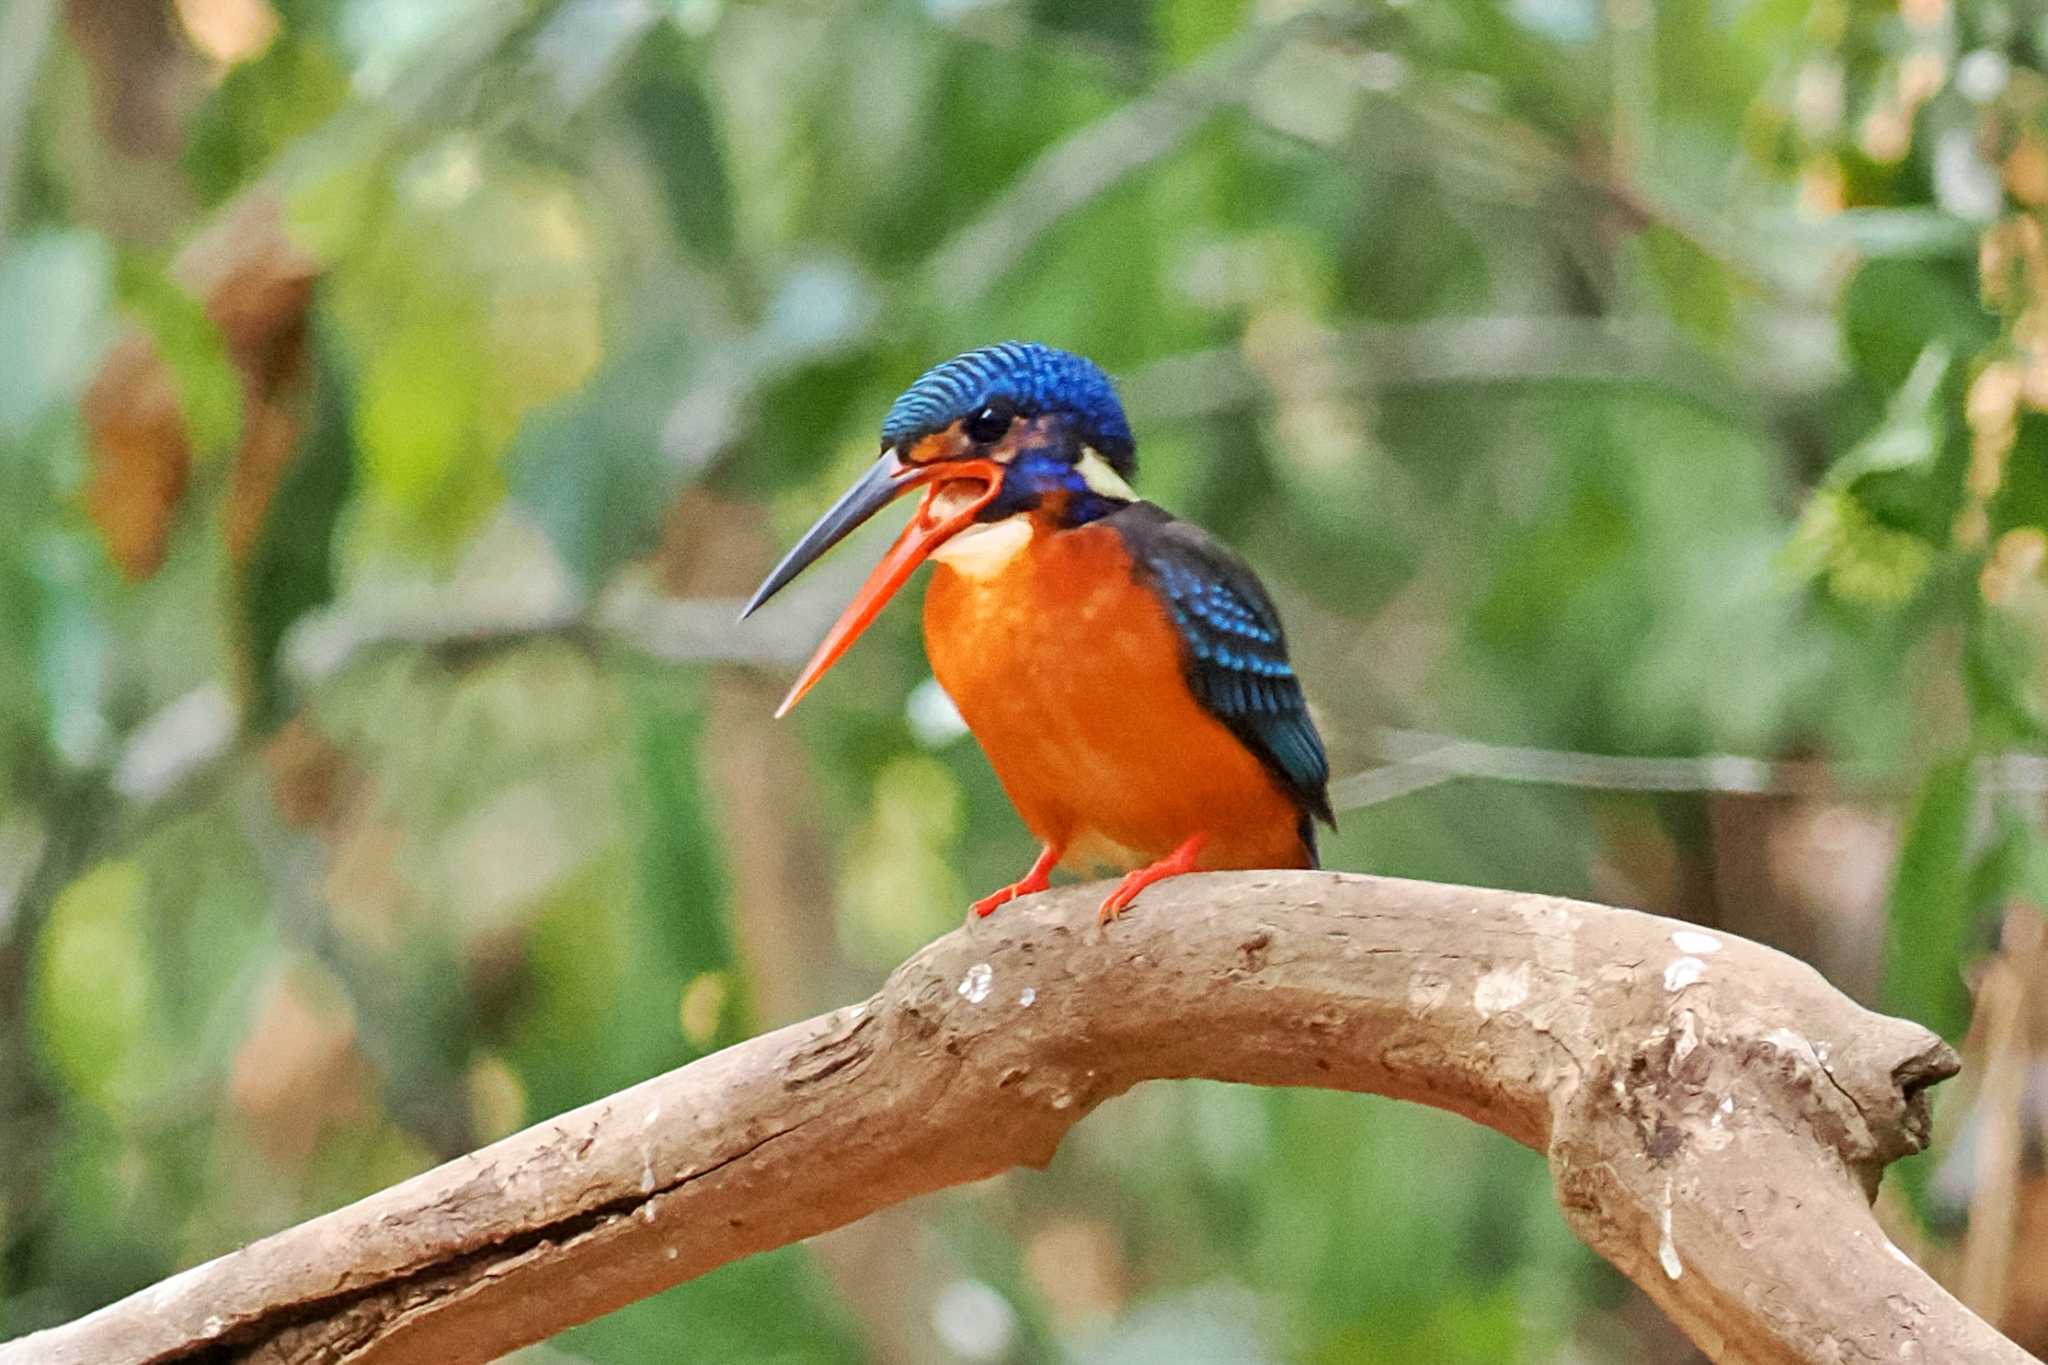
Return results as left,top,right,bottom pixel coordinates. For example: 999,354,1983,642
743,449,1002,717
743,449,919,621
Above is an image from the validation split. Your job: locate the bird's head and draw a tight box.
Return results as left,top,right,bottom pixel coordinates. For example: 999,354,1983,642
743,342,1138,715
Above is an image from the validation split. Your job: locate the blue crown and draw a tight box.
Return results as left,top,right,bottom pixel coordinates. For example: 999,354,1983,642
881,342,1136,473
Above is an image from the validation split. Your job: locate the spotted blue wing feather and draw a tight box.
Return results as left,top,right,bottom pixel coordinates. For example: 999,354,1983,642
1110,504,1335,855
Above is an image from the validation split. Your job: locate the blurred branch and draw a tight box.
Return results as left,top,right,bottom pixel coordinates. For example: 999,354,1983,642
0,0,58,249
109,686,239,807
274,573,2048,817
10,872,2016,1365
0,767,113,1307
1334,729,2048,809
279,575,842,687
285,589,2048,813
924,7,1372,305
953,7,1781,310
1120,314,1840,431
1340,49,1803,306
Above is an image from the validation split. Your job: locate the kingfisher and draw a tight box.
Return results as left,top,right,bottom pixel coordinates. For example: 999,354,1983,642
743,342,1333,924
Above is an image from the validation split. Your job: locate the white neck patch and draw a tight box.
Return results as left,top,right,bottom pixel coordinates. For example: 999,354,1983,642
930,515,1034,578
1076,447,1136,501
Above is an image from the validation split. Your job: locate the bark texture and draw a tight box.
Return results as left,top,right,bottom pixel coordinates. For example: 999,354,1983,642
5,872,2030,1365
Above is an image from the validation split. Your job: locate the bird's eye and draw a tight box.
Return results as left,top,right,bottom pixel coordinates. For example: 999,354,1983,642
963,403,1014,445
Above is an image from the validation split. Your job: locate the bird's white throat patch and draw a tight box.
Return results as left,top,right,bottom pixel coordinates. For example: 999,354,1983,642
930,515,1033,578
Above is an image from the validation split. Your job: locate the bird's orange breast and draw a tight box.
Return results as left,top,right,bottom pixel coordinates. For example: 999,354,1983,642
923,515,1309,873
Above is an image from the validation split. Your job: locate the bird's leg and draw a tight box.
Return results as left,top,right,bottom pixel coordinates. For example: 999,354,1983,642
969,843,1064,919
1097,832,1208,924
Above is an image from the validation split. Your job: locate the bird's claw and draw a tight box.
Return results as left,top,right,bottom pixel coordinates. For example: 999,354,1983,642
968,844,1063,920
1096,876,1147,924
969,885,1022,919
1093,832,1208,925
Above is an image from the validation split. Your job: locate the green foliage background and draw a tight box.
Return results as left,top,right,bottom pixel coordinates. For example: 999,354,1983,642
2,0,2045,1360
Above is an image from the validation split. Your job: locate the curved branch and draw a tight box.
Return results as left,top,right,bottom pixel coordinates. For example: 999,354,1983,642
4,873,2026,1365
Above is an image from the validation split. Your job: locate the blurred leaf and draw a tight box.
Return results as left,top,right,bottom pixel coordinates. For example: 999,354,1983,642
617,23,732,259
184,33,352,206
626,672,740,1052
1781,487,1937,608
1308,1284,1525,1365
1827,344,1949,485
1966,599,2048,744
333,0,510,97
80,335,192,581
227,960,372,1166
1635,224,1734,347
1158,0,1253,64
279,115,400,264
504,323,694,583
28,531,115,766
1881,759,1977,1039
0,232,114,439
1965,802,2045,919
330,151,604,557
355,315,492,524
1992,414,2048,535
556,1246,864,1364
1463,391,1795,751
113,259,243,459
1034,0,1151,48
32,861,153,1112
1840,258,1992,394
504,868,635,1113
838,753,964,965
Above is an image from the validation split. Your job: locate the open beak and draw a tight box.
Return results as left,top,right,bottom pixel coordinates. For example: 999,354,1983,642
742,448,1002,717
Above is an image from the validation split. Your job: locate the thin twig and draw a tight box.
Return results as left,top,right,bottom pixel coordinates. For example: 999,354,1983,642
923,7,1372,305
1334,727,2048,809
1118,314,1840,431
273,588,2048,809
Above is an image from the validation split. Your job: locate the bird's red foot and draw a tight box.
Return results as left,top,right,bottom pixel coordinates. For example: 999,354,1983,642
1097,832,1208,924
970,843,1064,918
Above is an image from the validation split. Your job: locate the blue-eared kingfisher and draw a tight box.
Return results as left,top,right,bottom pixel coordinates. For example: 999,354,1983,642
743,342,1333,923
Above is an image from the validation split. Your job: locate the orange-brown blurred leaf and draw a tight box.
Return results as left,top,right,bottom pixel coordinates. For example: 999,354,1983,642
82,194,321,581
228,963,372,1166
2009,138,2048,209
82,332,192,581
178,194,318,561
262,715,355,829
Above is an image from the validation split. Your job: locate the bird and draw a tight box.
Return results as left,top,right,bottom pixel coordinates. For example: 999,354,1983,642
742,341,1333,924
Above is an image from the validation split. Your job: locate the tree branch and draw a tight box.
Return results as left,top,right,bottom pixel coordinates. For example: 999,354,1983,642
922,7,1375,307
4,872,2028,1365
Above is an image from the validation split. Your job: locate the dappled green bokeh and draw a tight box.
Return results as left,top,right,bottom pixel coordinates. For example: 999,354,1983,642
4,0,2047,1360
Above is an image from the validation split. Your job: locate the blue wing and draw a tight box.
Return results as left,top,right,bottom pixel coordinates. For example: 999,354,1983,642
1111,505,1335,844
